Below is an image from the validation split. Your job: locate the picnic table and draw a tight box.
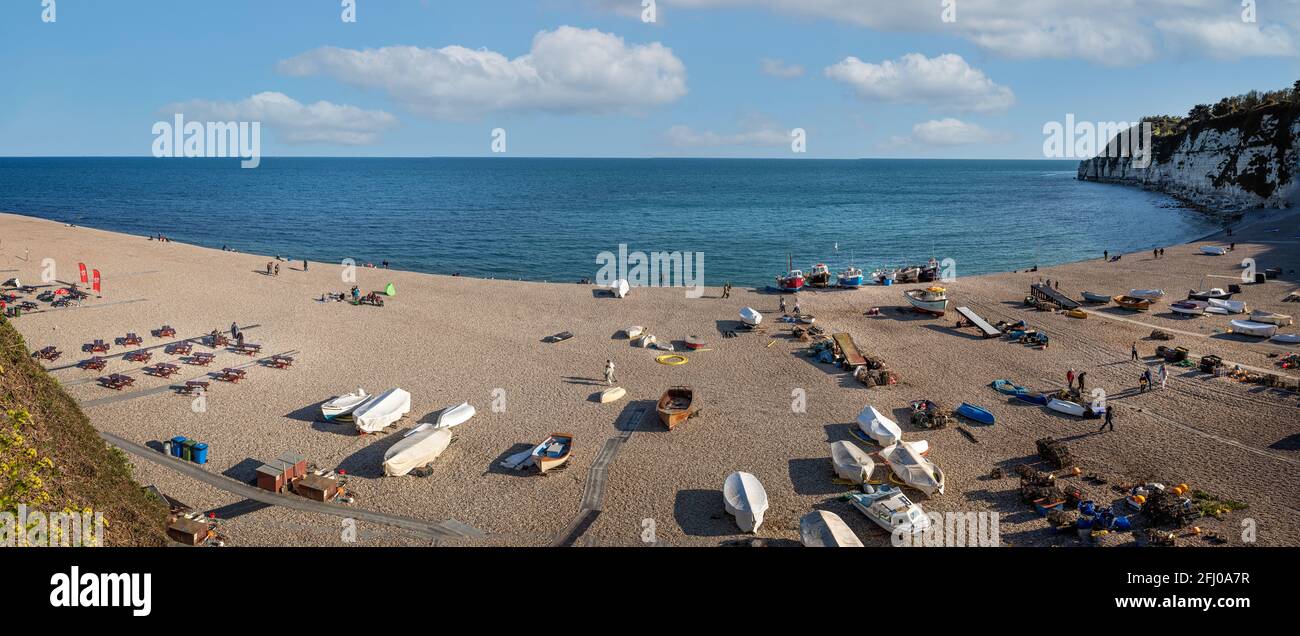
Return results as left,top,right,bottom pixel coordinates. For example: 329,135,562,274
34,346,62,361
156,325,177,338
87,339,111,353
233,343,262,356
188,353,216,366
217,367,247,383
210,334,230,347
147,363,180,378
179,380,209,395
80,357,107,371
167,342,193,355
125,350,153,363
266,354,294,369
121,333,143,346
100,374,135,391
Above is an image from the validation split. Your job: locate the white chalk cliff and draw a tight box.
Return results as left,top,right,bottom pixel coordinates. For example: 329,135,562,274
1078,104,1298,213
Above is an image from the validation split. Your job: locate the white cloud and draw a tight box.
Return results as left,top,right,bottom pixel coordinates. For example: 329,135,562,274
162,92,398,145
760,58,805,78
664,121,792,148
910,118,1008,146
824,53,1014,113
1156,18,1295,60
278,26,687,120
600,1,1300,64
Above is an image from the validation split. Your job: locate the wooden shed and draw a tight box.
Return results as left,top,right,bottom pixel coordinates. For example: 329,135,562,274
277,451,308,480
255,462,286,493
166,517,210,546
293,473,340,502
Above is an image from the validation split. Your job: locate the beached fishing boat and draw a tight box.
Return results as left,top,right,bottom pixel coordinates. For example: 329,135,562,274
1188,288,1233,301
723,471,769,533
991,379,1027,396
955,402,994,425
436,402,476,428
1208,298,1248,314
882,441,945,495
799,510,864,547
1112,295,1152,311
739,306,762,327
1013,392,1049,406
870,268,897,285
837,266,864,288
321,388,370,421
1047,397,1102,418
1250,310,1293,326
857,405,902,446
1171,300,1208,316
829,440,875,484
1128,289,1166,301
1272,332,1300,344
1200,246,1228,255
598,387,626,404
903,286,949,316
531,433,574,473
848,484,930,536
1229,320,1278,338
353,388,411,433
657,386,697,430
1080,291,1112,304
807,263,833,288
382,424,453,477
775,255,805,292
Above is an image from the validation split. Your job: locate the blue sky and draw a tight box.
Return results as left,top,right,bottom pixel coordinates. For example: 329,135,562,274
1,0,1297,159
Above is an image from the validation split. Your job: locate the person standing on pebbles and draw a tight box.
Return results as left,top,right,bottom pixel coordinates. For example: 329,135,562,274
604,359,616,385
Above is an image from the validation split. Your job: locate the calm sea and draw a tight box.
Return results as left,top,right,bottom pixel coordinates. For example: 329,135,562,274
0,157,1216,287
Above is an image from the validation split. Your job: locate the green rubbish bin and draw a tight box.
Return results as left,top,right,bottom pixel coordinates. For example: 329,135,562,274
181,439,198,462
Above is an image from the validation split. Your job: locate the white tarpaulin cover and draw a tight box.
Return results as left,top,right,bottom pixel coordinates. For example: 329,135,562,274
383,425,452,476
354,388,411,433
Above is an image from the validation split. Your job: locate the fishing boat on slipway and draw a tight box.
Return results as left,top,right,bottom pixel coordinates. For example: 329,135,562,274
903,286,950,316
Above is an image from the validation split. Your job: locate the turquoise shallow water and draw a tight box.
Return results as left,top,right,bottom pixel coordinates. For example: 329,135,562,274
0,157,1216,287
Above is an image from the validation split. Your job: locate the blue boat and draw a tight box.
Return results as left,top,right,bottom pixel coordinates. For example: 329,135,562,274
955,402,995,425
990,379,1027,396
1012,392,1049,406
837,267,864,289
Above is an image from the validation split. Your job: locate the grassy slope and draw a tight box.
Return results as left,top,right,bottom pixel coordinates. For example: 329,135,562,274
1,315,167,546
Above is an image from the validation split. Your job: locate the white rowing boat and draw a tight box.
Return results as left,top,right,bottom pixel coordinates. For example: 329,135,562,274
435,402,476,428
723,471,769,533
382,424,453,477
1200,246,1227,255
799,510,863,547
881,441,945,496
856,405,902,446
1250,310,1293,326
829,440,875,484
1271,332,1300,344
610,278,630,298
1128,288,1166,301
1229,319,1278,338
1170,300,1208,315
321,388,370,421
599,387,627,403
1208,298,1248,314
740,306,762,327
353,388,412,433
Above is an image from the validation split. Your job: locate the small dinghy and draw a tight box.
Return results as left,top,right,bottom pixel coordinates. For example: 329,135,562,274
685,335,707,349
1188,288,1232,301
882,441,945,496
353,388,412,433
723,471,769,533
848,484,930,536
829,440,875,484
1208,298,1248,314
1113,295,1152,311
955,402,994,425
1170,300,1208,316
856,405,902,446
383,424,453,477
1229,319,1278,338
321,388,370,421
799,510,863,547
657,386,698,430
739,306,762,327
598,387,627,404
1128,289,1166,301
1200,246,1228,255
625,326,644,339
435,402,476,428
1013,392,1049,406
1250,310,1293,326
991,379,1027,396
1080,291,1112,304
1047,397,1101,418
530,433,574,473
1271,332,1300,344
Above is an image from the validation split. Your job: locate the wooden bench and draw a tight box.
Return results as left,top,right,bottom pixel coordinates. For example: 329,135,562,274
100,374,135,390
266,355,294,369
167,342,193,355
34,346,62,361
125,350,153,363
87,340,110,353
147,363,180,378
80,357,107,371
155,325,177,338
122,333,143,346
178,380,209,395
210,334,230,347
217,368,247,383
233,343,262,356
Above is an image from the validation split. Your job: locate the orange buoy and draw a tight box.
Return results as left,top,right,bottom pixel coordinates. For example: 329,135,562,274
1132,494,1146,505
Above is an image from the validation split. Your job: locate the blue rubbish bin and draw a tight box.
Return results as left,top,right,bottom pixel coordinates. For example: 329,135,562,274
171,436,187,458
882,278,893,286
192,442,208,465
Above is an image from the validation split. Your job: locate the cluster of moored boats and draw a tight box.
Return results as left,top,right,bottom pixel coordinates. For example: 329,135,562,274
774,257,943,293
1078,286,1298,342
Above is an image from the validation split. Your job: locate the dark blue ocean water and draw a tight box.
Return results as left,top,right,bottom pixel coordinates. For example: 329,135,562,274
0,157,1216,287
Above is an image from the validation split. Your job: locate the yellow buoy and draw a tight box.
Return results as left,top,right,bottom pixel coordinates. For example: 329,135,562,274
655,354,688,366
1132,495,1146,505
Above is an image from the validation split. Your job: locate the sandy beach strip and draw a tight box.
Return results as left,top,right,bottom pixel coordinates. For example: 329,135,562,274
2,210,1297,547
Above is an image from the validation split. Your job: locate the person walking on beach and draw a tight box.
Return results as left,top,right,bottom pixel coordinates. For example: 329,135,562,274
1098,405,1115,433
779,297,787,314
1066,368,1076,390
1077,371,1087,393
266,261,273,276
303,259,308,272
1103,250,1109,261
604,359,615,385
274,263,280,276
1158,363,1168,389
230,322,240,342
793,298,802,317
1131,342,1139,361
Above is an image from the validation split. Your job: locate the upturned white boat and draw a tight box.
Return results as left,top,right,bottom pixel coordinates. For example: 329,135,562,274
1170,300,1208,315
829,440,875,484
321,388,370,421
625,326,644,339
435,402,476,428
1250,310,1293,326
723,471,769,533
799,510,863,547
353,388,412,433
383,424,453,477
1200,246,1228,255
848,484,931,536
599,387,627,403
1047,397,1088,417
610,278,630,298
1208,298,1248,314
1229,319,1278,338
739,306,762,327
1271,332,1300,344
856,405,902,446
881,441,945,496
1128,289,1166,301
903,286,949,315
